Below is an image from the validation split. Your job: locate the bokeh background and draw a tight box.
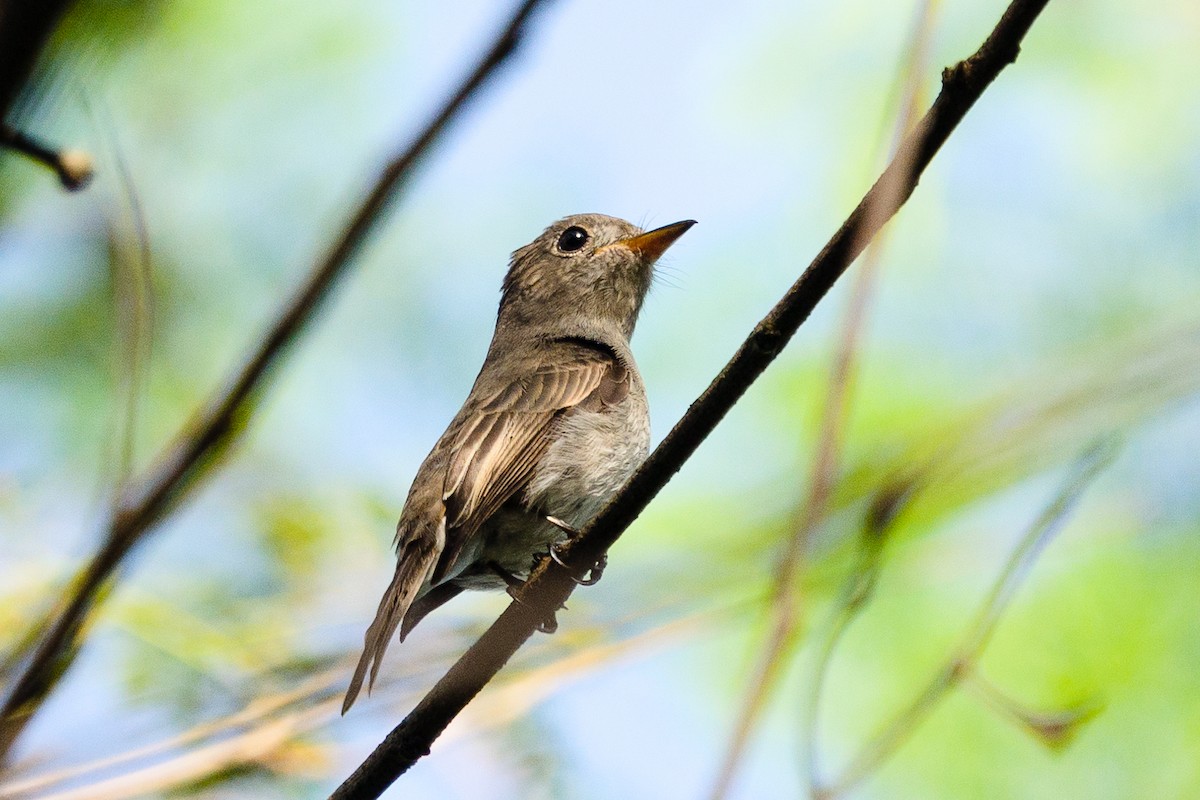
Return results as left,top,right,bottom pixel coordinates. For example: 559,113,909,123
1,0,1199,797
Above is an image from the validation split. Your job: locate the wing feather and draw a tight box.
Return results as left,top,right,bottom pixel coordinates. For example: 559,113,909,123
432,342,619,583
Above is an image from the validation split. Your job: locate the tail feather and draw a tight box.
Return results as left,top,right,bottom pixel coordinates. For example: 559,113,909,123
399,581,465,642
343,536,439,714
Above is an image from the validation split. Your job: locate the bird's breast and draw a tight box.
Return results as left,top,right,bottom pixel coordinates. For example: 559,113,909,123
524,391,651,528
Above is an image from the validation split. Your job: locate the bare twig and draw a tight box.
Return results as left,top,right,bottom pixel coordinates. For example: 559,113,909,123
0,123,93,189
707,3,938,795
817,440,1116,799
329,1,1057,797
0,0,556,762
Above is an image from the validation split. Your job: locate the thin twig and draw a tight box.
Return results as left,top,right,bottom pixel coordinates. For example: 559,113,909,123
328,1,1056,797
0,123,93,189
802,482,909,796
707,3,938,795
0,0,556,762
818,439,1116,799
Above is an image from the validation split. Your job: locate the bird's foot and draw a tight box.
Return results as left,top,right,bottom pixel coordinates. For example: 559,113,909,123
545,516,607,586
549,545,607,586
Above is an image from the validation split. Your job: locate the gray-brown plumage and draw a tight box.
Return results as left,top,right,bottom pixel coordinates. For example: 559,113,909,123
343,213,695,713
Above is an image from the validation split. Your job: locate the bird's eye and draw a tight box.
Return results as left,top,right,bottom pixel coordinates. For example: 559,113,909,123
557,226,589,253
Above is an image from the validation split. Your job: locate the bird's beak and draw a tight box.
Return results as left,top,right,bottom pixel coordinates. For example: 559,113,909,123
615,219,697,262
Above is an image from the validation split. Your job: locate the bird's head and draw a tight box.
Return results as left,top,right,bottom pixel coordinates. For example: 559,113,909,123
500,214,695,339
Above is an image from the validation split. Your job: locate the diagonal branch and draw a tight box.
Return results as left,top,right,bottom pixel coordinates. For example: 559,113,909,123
328,0,1056,796
0,0,556,763
708,3,939,795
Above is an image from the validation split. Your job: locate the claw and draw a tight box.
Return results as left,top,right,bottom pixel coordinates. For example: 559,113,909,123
545,515,580,536
577,552,606,586
549,543,608,586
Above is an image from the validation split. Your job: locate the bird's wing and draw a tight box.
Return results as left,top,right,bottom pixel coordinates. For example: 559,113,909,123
432,339,629,584
343,339,631,712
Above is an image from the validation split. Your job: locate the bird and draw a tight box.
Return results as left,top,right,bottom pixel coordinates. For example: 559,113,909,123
342,213,695,713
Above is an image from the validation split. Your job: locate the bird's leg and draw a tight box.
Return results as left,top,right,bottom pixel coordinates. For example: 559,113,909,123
545,516,608,586
489,561,561,634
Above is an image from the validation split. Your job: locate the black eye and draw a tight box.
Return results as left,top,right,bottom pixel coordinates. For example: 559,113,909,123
557,226,589,253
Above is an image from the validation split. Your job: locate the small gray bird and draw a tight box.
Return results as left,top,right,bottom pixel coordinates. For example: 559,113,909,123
343,213,695,712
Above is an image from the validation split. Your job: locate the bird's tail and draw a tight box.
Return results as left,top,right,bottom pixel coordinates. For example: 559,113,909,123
342,536,439,714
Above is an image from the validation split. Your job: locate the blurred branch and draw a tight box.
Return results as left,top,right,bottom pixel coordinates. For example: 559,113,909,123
0,1,75,121
1,614,711,799
815,440,1116,799
329,1,1057,797
98,100,155,505
0,0,557,763
886,322,1200,510
32,703,333,800
960,668,1101,752
449,611,714,742
707,2,938,795
801,481,911,794
0,667,344,799
0,123,92,189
